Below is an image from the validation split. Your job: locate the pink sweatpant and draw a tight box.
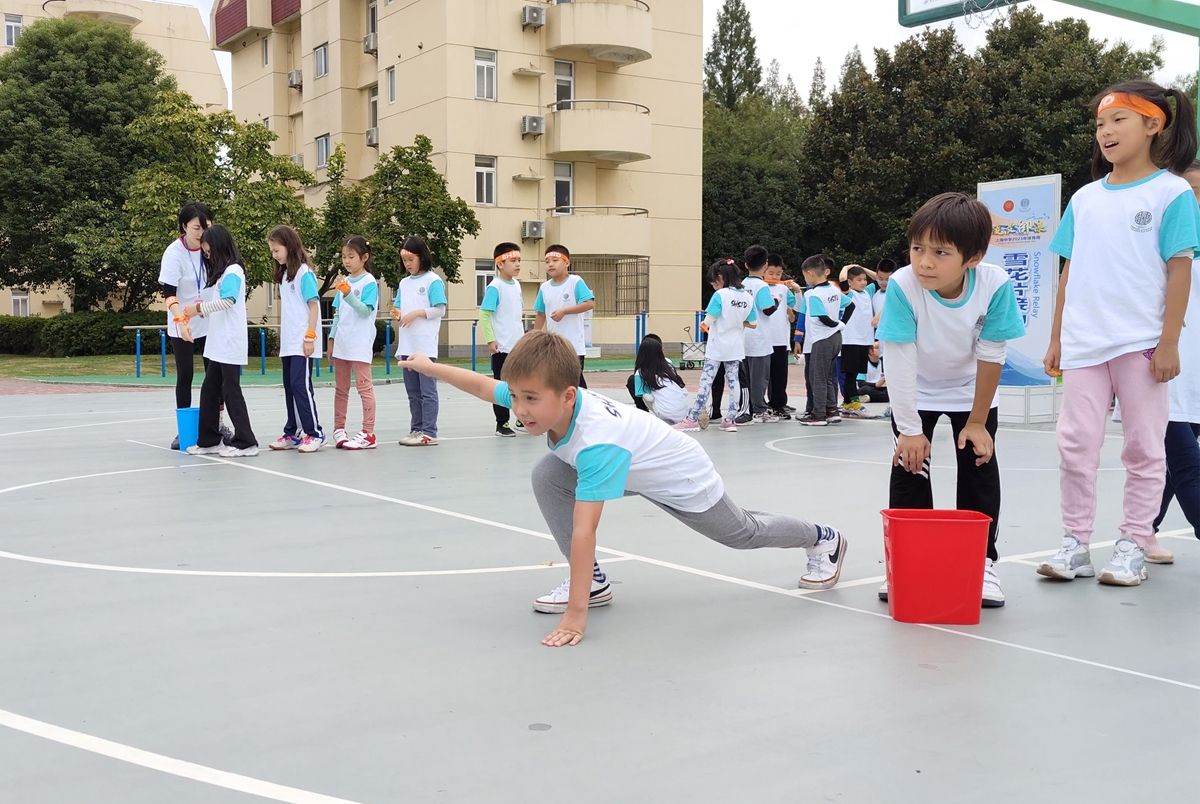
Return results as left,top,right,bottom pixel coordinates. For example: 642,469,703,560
1057,350,1168,546
331,357,376,433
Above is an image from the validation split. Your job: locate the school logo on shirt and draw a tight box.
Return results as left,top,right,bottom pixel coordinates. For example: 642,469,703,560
973,314,986,336
1132,210,1153,233
729,298,749,309
419,286,427,295
561,291,570,301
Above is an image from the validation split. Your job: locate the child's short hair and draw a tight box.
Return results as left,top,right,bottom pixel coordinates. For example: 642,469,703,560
743,245,768,271
875,258,897,274
801,254,830,277
907,192,992,261
494,242,521,259
401,235,434,272
178,202,213,233
846,265,868,282
766,253,785,269
822,255,836,272
501,330,580,391
546,244,571,261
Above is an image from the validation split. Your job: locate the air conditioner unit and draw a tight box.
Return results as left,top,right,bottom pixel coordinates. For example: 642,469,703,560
287,69,303,89
520,115,545,137
365,127,379,147
362,33,378,55
290,154,304,167
521,220,545,240
520,5,545,29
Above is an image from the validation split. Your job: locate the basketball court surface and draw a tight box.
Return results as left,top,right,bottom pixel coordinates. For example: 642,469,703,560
1,377,1196,802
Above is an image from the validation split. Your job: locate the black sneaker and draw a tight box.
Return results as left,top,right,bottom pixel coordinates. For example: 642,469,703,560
771,408,792,420
735,412,755,425
170,435,180,450
825,409,843,424
782,405,797,414
514,420,525,430
797,414,828,427
496,425,516,438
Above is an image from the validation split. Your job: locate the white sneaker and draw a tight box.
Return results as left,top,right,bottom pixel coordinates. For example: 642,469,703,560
297,434,325,453
398,431,421,446
982,558,1005,607
1097,538,1148,587
1036,536,1095,580
333,428,349,448
218,444,259,458
185,443,223,455
532,577,614,614
798,529,847,590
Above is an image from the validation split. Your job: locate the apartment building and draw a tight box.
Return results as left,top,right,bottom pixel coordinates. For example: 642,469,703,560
0,0,228,319
213,0,702,352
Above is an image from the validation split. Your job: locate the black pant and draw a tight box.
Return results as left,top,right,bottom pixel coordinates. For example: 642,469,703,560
172,336,210,409
626,374,650,412
578,355,588,389
889,407,1001,561
857,381,890,403
768,345,790,410
841,343,870,402
711,361,749,418
491,351,510,425
1154,420,1200,537
198,361,256,449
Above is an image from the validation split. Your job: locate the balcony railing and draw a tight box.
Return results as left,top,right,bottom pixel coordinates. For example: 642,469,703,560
546,101,652,164
546,0,653,66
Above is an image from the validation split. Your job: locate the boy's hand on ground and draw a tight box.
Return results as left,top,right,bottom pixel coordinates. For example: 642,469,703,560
398,353,433,373
893,433,930,474
957,422,993,466
1150,343,1180,383
543,611,586,647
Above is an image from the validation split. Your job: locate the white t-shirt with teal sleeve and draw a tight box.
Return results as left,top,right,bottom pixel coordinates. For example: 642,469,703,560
492,383,724,511
535,274,595,355
703,287,757,362
741,276,776,357
877,264,1025,410
1051,170,1200,369
802,283,844,354
843,288,875,346
394,271,447,357
481,277,524,353
279,264,322,358
202,265,248,366
764,283,795,347
331,272,379,364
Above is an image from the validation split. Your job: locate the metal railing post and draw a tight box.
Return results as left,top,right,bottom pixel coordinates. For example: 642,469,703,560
471,320,478,372
159,329,167,378
135,329,142,378
259,328,267,375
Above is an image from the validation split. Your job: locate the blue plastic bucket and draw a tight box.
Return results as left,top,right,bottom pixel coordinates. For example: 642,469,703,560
176,407,200,452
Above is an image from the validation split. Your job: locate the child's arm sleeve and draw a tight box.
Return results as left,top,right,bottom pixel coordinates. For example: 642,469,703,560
1049,201,1075,259
479,309,496,343
424,279,448,320
977,280,1026,360
881,340,921,436
1159,190,1200,262
300,271,320,302
575,444,634,502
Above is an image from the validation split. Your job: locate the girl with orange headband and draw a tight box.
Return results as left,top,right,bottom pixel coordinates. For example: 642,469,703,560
1039,80,1200,588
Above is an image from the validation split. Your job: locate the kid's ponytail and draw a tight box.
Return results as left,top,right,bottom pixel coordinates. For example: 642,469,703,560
709,258,744,290
1090,80,1199,179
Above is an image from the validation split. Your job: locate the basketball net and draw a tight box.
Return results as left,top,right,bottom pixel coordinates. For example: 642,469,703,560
961,0,1011,29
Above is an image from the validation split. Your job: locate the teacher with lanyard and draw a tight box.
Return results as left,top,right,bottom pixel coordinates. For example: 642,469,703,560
159,202,230,449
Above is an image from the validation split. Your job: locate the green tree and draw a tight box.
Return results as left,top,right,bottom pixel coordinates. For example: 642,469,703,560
76,89,316,311
316,135,479,291
703,0,762,110
0,18,174,309
973,8,1161,197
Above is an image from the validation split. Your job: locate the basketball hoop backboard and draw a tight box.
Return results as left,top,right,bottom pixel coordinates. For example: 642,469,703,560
898,0,1024,27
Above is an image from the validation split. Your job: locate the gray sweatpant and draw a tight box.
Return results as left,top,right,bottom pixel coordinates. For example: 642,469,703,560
531,453,822,559
746,354,771,414
808,331,842,419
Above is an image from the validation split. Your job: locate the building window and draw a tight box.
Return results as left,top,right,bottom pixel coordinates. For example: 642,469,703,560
387,66,396,103
474,49,496,101
10,289,29,317
367,0,377,34
554,162,573,213
368,84,379,129
475,156,496,205
475,260,494,306
4,14,21,47
554,61,574,106
261,37,269,67
572,257,649,317
315,43,329,78
316,134,331,169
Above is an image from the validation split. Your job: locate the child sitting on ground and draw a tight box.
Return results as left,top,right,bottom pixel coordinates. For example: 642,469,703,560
626,333,692,426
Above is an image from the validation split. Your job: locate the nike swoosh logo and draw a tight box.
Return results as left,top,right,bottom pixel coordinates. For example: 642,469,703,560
828,539,840,563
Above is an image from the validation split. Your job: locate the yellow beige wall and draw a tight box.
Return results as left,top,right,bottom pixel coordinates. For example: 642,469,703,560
222,0,701,354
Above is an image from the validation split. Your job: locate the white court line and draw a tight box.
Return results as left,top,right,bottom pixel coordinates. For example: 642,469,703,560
123,439,1200,692
0,464,217,497
764,434,1125,472
0,416,172,438
0,708,360,803
0,552,633,578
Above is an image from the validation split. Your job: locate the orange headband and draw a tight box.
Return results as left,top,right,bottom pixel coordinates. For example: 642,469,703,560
1097,92,1167,127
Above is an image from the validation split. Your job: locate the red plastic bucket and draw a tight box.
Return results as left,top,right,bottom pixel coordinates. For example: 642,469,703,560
881,508,992,625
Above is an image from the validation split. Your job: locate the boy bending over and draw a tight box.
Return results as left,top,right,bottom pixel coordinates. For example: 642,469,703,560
400,331,848,646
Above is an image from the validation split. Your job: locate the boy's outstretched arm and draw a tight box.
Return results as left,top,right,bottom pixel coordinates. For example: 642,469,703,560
543,500,604,647
399,354,501,405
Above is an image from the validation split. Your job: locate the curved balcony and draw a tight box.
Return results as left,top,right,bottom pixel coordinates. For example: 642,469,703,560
545,207,651,257
546,0,652,67
546,100,651,164
62,0,143,27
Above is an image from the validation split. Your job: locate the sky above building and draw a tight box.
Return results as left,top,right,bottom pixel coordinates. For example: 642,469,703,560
184,0,1197,108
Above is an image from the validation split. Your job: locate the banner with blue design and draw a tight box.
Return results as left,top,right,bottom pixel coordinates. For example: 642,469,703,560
977,174,1062,386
